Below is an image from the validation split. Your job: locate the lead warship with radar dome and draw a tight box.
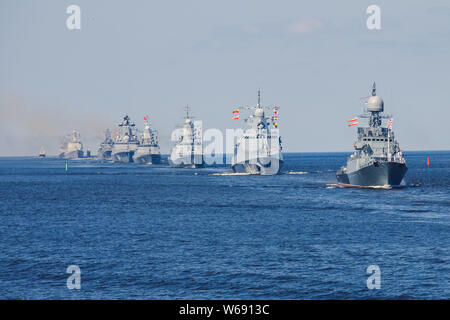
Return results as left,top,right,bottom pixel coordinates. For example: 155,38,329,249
169,106,205,168
133,117,161,164
232,90,283,175
336,83,407,187
111,115,139,163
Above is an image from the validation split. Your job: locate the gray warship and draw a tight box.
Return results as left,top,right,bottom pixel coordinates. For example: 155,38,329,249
111,115,139,163
133,117,161,164
58,130,84,159
168,106,205,168
336,83,407,187
232,90,283,175
97,129,114,159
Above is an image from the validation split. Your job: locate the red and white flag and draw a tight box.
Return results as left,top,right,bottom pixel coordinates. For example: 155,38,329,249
384,118,393,129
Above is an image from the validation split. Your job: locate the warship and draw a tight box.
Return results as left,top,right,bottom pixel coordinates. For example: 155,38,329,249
169,106,205,168
111,115,139,163
38,146,46,158
58,130,84,159
336,83,407,187
97,129,114,159
231,90,283,175
133,117,161,164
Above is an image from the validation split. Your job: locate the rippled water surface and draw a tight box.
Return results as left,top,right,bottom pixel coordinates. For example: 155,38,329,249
0,151,448,299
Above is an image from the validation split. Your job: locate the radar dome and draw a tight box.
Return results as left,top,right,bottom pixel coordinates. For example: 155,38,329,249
367,96,384,112
254,108,264,117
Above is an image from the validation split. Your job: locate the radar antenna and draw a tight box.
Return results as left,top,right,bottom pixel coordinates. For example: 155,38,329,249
372,82,376,96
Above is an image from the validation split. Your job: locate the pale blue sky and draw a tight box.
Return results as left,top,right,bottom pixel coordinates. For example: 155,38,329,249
1,0,449,155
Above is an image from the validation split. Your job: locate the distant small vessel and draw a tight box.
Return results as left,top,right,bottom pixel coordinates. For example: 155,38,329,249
58,130,84,159
111,115,139,163
169,106,205,168
336,83,408,187
232,90,283,175
98,129,114,159
133,116,161,164
39,147,46,158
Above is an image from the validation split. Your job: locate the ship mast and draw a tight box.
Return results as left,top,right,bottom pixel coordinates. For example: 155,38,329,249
368,82,382,128
387,125,391,161
184,105,195,163
184,105,190,120
257,89,261,108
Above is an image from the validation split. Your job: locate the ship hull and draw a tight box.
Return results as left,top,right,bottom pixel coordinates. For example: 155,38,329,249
112,152,135,163
98,150,112,159
59,150,83,159
98,145,112,159
112,143,139,163
232,157,283,175
168,155,205,168
133,154,161,165
336,162,407,187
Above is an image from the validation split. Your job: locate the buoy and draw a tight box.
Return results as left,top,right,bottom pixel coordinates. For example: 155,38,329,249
427,156,430,167
65,163,68,171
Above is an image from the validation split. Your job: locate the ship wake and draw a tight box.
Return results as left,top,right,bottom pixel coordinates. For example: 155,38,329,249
212,172,252,176
288,171,309,175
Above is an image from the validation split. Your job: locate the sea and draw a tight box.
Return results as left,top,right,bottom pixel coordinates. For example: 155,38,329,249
0,151,448,299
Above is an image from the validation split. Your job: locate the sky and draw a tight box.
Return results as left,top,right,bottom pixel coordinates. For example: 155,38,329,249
1,0,449,155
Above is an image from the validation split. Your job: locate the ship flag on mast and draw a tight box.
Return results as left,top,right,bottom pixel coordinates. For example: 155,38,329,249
347,117,359,127
384,118,393,129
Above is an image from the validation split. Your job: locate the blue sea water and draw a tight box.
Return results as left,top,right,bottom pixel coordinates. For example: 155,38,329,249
0,151,448,299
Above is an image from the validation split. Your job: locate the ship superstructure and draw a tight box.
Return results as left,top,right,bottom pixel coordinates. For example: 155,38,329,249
169,106,205,168
97,129,114,159
111,115,139,163
336,83,407,187
58,130,84,159
133,116,161,164
231,90,283,175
